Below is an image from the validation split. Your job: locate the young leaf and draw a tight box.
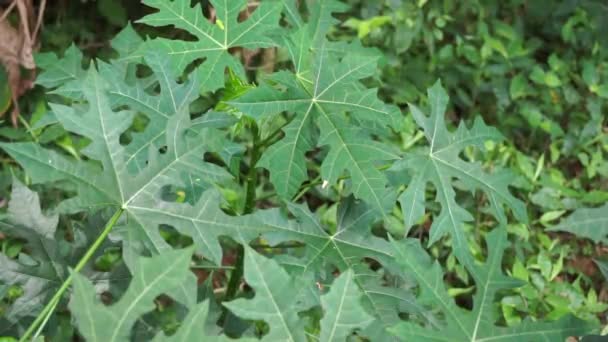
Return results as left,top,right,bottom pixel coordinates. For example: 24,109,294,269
137,0,283,92
388,229,595,341
391,81,527,263
35,44,86,93
547,203,608,244
319,269,374,342
70,248,194,342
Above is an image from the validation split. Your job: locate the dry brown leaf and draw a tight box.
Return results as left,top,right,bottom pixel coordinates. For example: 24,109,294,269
0,0,42,126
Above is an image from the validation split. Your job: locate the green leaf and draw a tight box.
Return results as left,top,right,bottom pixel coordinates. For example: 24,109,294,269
110,23,145,73
582,61,599,87
594,259,608,281
388,229,595,341
152,300,231,341
544,71,562,88
520,106,564,137
223,247,308,341
319,269,374,341
283,0,349,41
1,54,264,265
509,74,530,100
224,246,382,341
70,248,193,342
257,197,430,340
539,210,566,224
595,84,608,99
344,16,392,39
392,81,527,264
547,204,608,244
0,180,59,326
230,25,401,215
137,0,283,92
0,180,125,331
35,44,87,98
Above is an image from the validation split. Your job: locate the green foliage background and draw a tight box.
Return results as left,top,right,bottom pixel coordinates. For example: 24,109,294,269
0,0,606,341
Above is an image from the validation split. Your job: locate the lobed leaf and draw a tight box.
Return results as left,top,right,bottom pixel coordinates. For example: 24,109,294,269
137,0,283,92
1,54,264,265
0,180,125,332
230,19,401,216
257,197,430,340
70,248,193,342
391,81,527,265
388,229,595,341
547,203,608,244
319,269,374,342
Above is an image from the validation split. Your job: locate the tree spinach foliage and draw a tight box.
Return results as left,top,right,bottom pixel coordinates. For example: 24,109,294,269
0,0,604,341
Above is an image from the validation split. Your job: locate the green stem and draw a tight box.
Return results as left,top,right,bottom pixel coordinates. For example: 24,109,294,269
18,114,39,143
292,163,394,202
221,123,261,322
250,242,305,249
190,265,236,270
20,208,124,342
244,124,261,214
224,245,245,301
293,176,323,202
258,116,293,148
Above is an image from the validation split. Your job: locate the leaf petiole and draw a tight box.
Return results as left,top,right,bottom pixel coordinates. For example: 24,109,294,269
20,207,124,342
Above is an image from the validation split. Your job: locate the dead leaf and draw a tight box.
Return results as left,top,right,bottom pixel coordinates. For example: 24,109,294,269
0,0,44,126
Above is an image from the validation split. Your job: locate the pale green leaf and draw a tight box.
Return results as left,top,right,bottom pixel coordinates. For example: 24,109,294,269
35,44,86,91
319,269,374,341
70,248,193,342
223,247,308,342
0,180,126,332
547,203,608,244
152,300,231,342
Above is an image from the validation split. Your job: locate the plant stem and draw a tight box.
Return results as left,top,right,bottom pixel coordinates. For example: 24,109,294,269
258,116,292,148
221,123,261,322
20,208,124,342
18,114,39,143
250,242,305,249
244,124,261,214
292,163,394,202
190,264,236,270
223,244,245,301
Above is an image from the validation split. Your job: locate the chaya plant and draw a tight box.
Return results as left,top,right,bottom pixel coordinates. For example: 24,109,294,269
0,0,599,341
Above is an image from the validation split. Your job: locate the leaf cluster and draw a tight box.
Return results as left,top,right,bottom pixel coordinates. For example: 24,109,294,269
0,0,605,341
